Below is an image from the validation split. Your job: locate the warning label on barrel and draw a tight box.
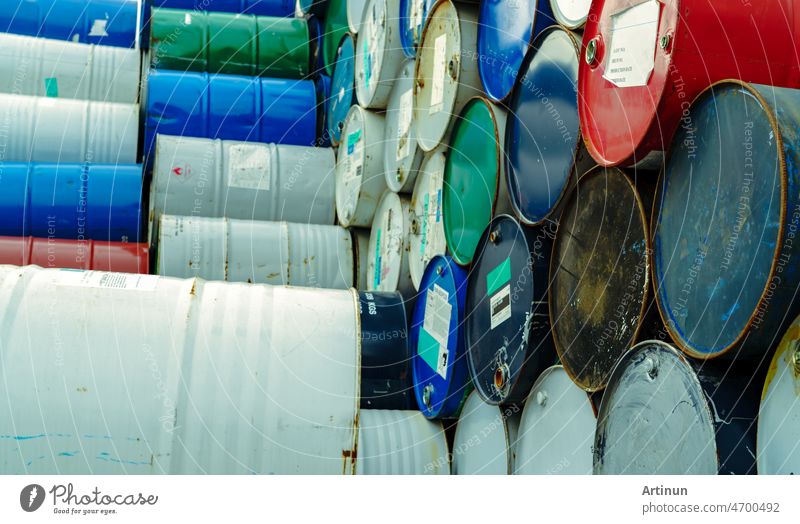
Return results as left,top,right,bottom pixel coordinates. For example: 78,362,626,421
422,283,451,378
396,89,413,161
430,34,447,114
602,0,660,88
228,144,270,191
57,270,159,291
487,258,512,330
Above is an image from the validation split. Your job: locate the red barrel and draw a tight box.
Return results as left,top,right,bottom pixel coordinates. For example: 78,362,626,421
0,237,149,274
579,0,800,167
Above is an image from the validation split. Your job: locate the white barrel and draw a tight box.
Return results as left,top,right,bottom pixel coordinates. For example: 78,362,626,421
550,0,592,29
152,135,337,225
0,33,141,103
368,191,413,295
514,366,595,475
384,59,423,193
0,94,139,163
157,215,354,289
348,0,369,33
356,410,449,474
452,390,520,475
414,0,482,152
0,266,360,474
355,0,404,109
409,149,446,290
335,105,387,227
351,227,371,290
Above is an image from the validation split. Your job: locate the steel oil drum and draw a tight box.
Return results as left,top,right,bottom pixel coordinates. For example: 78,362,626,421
398,0,434,57
652,81,800,360
443,97,509,266
150,8,311,78
477,0,554,103
0,163,143,243
367,191,413,295
0,33,140,103
0,237,149,274
758,315,800,474
594,340,759,475
0,94,139,164
347,0,367,33
156,215,354,289
580,0,800,168
152,135,336,225
384,59,423,193
514,366,595,474
408,150,445,290
465,215,557,405
410,256,470,419
0,267,369,474
354,0,404,109
327,34,355,146
550,0,591,29
144,70,318,161
359,291,416,410
414,0,482,152
356,410,449,474
322,0,349,74
151,0,296,16
315,74,333,146
352,227,371,290
334,105,386,228
452,390,520,474
506,27,593,226
550,167,652,392
0,0,142,48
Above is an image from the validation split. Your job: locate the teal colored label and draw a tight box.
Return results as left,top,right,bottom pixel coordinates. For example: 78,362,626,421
417,329,441,374
419,193,429,256
373,228,382,288
486,257,511,296
44,78,58,98
363,38,371,88
347,129,362,155
436,189,442,222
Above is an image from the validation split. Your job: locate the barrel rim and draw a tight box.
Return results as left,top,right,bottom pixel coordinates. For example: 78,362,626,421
328,31,356,146
550,0,591,29
350,287,363,476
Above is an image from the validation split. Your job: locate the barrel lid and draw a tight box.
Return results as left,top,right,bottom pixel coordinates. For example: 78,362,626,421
451,390,517,474
477,0,554,103
347,0,368,33
444,98,504,266
594,340,719,474
367,191,411,292
354,0,390,108
314,74,332,146
327,33,355,146
410,255,470,419
758,317,800,474
334,105,367,226
506,27,582,226
399,0,434,57
551,0,592,29
515,366,595,474
384,59,423,193
579,0,678,166
322,0,349,75
653,81,782,359
409,151,446,290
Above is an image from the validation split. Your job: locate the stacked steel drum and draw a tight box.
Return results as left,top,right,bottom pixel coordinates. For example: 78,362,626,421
0,0,798,475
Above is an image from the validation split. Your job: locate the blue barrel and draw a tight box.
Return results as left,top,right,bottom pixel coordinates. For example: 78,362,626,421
315,74,332,147
0,0,142,48
149,0,295,16
478,0,555,103
410,256,471,419
399,0,435,57
0,163,143,242
298,0,328,16
327,34,355,146
144,70,318,163
305,14,327,76
653,80,800,360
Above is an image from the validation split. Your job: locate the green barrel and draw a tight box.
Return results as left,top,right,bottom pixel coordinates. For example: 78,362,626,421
322,0,349,75
150,8,311,79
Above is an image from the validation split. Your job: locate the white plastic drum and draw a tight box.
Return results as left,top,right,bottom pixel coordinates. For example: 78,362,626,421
335,105,387,227
347,0,369,33
515,366,596,474
452,390,520,474
356,410,450,474
351,227,371,290
355,0,404,109
550,0,593,30
409,150,446,290
414,0,482,152
367,191,413,295
157,215,354,289
384,59,423,193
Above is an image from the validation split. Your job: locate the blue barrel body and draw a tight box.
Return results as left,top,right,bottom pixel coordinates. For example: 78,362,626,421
149,0,295,16
327,34,355,146
478,0,555,102
0,163,143,242
305,14,326,76
315,74,332,147
0,0,141,48
144,70,318,163
411,256,471,419
399,0,435,58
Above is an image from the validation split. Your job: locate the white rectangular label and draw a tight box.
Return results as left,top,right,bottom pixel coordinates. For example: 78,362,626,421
430,34,447,114
489,284,512,330
423,283,452,379
602,0,660,88
228,144,270,191
57,270,159,291
396,89,414,161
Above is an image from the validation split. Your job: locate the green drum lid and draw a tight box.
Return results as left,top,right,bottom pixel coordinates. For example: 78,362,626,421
323,0,350,75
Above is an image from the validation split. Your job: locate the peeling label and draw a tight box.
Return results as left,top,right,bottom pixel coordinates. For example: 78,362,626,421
396,89,413,161
184,13,192,25
89,19,109,37
422,283,452,378
373,228,382,288
430,34,447,114
228,144,270,191
603,0,660,88
341,129,364,219
490,284,512,330
58,270,159,291
44,78,58,98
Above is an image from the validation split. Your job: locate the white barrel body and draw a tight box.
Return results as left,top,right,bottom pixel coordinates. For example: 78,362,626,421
348,0,368,33
0,94,139,163
368,191,413,295
351,227,371,290
452,390,519,475
355,0,404,109
151,135,337,226
157,215,354,289
551,0,592,29
384,59,423,192
356,410,449,474
0,266,360,474
0,33,141,103
409,149,446,290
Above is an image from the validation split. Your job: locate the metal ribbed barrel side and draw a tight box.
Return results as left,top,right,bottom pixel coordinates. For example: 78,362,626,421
0,237,149,273
452,391,518,474
285,221,353,289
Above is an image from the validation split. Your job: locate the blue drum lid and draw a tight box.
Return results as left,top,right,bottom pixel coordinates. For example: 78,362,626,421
327,33,355,146
478,0,555,102
399,0,435,57
506,27,581,225
410,255,471,419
